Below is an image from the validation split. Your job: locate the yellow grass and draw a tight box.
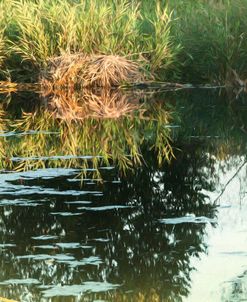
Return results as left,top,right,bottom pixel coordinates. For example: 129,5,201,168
41,53,144,89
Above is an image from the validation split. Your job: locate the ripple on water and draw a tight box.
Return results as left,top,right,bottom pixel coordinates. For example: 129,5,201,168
65,200,92,205
77,205,135,211
55,242,82,249
31,235,59,240
39,281,120,297
0,243,16,248
0,278,41,285
50,212,83,216
159,215,216,225
16,253,102,267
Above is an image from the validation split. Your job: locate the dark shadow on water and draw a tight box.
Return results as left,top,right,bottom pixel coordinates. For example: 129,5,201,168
0,149,217,302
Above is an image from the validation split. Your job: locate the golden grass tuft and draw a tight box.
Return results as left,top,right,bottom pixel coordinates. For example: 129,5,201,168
82,55,143,87
41,53,144,89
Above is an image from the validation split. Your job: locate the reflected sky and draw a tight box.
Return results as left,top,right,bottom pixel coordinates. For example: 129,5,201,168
187,158,247,301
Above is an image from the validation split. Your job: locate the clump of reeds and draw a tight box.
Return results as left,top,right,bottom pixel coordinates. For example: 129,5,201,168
1,0,178,82
41,53,144,89
4,0,247,84
82,55,143,87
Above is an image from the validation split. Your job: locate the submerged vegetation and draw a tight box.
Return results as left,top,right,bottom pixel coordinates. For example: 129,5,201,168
0,0,247,84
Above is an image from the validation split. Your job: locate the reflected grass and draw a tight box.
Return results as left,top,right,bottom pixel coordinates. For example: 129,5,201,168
44,89,141,120
0,90,174,177
1,87,247,177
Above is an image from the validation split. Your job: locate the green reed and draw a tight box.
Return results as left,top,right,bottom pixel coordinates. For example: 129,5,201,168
170,0,247,83
1,0,247,83
0,0,179,82
0,3,6,76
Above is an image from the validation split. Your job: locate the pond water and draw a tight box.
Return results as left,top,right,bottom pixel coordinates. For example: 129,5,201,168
0,88,247,301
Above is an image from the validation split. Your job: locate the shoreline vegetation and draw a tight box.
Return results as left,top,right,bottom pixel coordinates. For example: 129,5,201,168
0,0,247,87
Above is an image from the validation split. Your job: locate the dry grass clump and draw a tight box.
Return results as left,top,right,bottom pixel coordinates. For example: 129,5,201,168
41,53,144,89
43,89,141,121
82,55,143,87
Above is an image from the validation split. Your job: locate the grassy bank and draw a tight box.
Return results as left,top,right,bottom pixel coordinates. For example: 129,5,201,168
0,0,247,84
0,0,178,83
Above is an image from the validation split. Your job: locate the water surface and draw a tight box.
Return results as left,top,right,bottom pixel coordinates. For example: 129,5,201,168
0,89,247,301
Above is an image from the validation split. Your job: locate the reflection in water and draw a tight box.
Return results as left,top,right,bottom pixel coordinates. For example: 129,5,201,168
187,158,247,302
43,88,141,120
0,88,246,301
0,89,173,174
0,155,216,301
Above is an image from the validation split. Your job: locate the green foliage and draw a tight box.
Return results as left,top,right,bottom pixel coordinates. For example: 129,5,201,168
0,2,8,77
170,0,247,82
1,0,247,83
0,0,179,81
0,31,4,70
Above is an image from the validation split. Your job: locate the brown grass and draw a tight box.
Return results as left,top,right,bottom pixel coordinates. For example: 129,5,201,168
43,89,142,121
41,53,144,89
